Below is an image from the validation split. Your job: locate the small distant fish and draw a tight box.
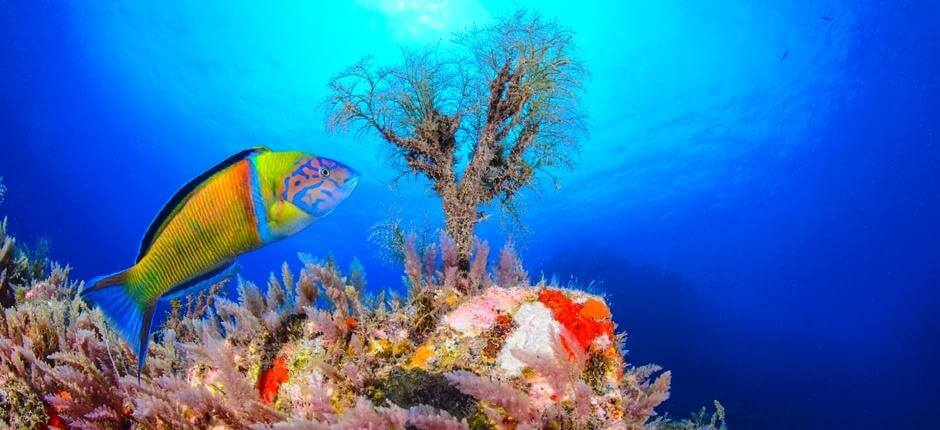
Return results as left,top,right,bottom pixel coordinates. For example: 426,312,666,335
820,16,834,21
780,50,789,62
82,147,359,375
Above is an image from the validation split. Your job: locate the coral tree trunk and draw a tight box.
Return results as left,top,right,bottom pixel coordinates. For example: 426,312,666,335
442,194,476,273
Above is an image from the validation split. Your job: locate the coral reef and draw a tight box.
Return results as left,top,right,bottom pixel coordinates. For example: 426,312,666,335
0,222,724,429
0,218,51,309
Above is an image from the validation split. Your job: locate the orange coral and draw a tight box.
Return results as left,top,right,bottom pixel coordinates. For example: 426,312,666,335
538,289,615,355
257,356,289,404
42,391,71,429
42,410,64,429
580,298,611,320
409,343,436,369
42,406,64,430
57,390,71,401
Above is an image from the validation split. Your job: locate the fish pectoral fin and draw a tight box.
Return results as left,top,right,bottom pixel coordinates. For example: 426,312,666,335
268,201,313,238
80,271,156,379
161,262,240,302
269,200,306,223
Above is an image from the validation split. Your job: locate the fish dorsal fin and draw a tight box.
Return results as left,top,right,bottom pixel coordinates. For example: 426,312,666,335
136,147,271,262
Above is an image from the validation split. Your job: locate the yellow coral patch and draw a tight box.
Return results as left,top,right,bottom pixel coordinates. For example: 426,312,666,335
443,290,460,307
408,343,436,369
368,338,391,356
521,366,536,380
392,341,410,357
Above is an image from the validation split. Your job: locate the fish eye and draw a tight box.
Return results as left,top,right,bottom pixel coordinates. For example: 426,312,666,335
320,168,330,177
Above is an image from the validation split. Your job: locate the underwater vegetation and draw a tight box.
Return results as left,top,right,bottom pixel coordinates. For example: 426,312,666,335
0,219,724,429
0,217,52,310
327,11,585,270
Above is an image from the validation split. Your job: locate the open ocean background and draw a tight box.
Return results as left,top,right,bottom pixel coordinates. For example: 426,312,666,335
1,1,937,428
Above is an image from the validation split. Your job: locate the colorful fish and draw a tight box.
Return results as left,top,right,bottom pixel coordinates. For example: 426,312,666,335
81,147,359,375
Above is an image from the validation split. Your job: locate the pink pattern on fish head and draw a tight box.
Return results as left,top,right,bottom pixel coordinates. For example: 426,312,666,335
282,155,360,218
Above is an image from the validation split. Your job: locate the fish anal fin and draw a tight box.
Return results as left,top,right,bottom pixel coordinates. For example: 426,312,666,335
137,147,271,262
162,262,239,302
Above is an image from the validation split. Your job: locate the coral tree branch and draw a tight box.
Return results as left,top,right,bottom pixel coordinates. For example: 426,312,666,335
326,11,586,270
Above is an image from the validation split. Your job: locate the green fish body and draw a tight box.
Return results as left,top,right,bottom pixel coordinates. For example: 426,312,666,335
82,147,359,374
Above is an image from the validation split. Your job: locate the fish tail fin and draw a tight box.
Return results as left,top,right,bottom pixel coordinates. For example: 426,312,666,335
81,270,155,380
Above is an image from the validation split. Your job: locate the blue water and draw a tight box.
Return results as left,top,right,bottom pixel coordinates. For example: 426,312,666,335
1,1,937,428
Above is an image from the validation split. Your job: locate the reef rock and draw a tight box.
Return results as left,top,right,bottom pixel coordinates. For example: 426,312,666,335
0,232,723,429
406,285,629,425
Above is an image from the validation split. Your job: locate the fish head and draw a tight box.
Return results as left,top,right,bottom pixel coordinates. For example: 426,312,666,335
281,155,360,218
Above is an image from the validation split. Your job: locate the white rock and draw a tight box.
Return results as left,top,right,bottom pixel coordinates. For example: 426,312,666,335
498,301,561,376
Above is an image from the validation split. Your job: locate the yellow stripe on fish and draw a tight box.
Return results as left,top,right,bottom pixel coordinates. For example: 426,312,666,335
131,157,259,300
81,147,360,377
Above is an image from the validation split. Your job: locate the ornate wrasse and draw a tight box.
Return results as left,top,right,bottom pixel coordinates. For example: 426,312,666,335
81,147,359,375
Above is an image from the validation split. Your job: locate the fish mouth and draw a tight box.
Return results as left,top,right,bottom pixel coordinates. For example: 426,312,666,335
343,173,360,195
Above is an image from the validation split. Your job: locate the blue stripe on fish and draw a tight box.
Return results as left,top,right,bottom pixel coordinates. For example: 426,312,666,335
249,154,272,243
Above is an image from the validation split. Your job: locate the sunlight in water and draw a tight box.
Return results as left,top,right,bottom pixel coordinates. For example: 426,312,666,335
356,0,491,39
68,1,855,219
